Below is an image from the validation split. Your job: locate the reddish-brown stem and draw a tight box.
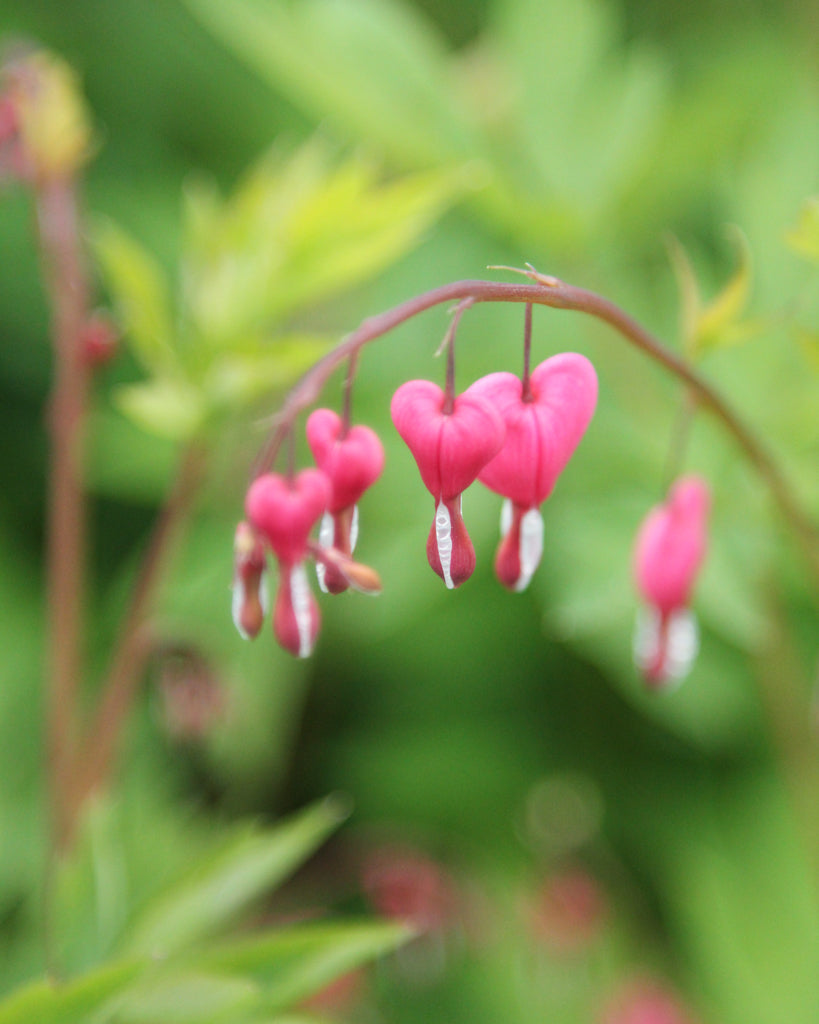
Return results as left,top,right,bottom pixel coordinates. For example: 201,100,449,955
73,442,207,815
36,174,92,851
257,274,819,589
521,302,533,402
339,352,358,439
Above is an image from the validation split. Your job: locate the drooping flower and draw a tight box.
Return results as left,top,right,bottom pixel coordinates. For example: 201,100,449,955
391,380,506,588
306,408,385,594
467,353,598,590
632,475,710,688
244,469,330,657
231,520,269,640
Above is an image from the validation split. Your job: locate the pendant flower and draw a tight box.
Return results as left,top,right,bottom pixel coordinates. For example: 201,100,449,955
467,353,598,590
391,380,506,588
632,475,710,688
306,408,385,594
231,520,269,640
244,469,330,657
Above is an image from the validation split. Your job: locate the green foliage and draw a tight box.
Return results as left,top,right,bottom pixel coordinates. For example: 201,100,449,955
93,139,457,440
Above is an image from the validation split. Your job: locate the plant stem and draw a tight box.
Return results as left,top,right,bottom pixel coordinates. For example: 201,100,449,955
36,174,91,852
73,442,208,815
257,274,819,590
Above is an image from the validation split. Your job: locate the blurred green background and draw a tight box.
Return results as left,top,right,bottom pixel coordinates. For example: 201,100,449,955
1,0,819,1021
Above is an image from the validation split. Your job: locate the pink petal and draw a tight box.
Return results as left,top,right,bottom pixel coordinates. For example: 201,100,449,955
633,476,710,614
245,469,330,565
306,408,385,512
391,380,505,500
468,353,598,507
274,562,320,657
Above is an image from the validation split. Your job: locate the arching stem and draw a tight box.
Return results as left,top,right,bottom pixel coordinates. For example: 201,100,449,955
253,272,819,591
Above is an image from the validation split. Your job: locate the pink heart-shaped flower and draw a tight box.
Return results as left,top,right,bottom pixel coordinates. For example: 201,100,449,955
633,475,710,614
306,408,385,513
467,353,598,508
245,469,330,565
391,380,505,501
391,379,506,588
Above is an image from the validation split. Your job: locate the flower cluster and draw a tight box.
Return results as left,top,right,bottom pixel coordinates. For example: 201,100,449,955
233,411,384,658
233,338,713,689
392,352,599,591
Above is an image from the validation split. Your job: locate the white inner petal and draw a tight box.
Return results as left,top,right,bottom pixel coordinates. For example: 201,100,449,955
231,574,249,639
514,507,544,592
350,503,359,554
435,500,454,589
291,562,314,658
632,606,699,688
316,511,334,593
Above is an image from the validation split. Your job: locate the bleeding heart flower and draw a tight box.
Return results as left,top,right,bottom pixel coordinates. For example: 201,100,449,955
391,380,506,588
632,475,710,688
231,520,269,640
244,469,330,657
467,353,598,590
306,408,385,593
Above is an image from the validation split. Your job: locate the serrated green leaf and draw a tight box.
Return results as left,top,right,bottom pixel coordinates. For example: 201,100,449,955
0,959,142,1024
785,196,819,264
122,797,350,958
115,379,207,442
92,220,177,375
197,919,412,1013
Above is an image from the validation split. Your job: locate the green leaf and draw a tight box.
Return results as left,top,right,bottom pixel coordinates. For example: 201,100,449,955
203,335,332,411
110,971,258,1024
121,797,351,958
197,919,412,1012
669,229,759,358
183,0,474,167
0,959,143,1024
263,161,459,320
694,228,753,353
114,379,207,441
785,196,819,264
92,219,177,375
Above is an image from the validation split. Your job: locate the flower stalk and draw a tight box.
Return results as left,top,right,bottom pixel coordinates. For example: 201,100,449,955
257,272,819,593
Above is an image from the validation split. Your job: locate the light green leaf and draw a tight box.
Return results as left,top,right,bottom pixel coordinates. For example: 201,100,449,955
0,959,142,1024
695,228,752,349
197,919,412,1012
92,219,177,375
670,230,758,357
115,379,207,442
264,163,459,320
111,971,258,1024
203,335,332,410
122,797,350,957
785,196,819,264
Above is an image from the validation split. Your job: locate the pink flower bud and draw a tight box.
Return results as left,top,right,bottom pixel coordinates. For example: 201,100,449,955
632,475,710,687
245,470,330,657
467,353,598,590
80,311,119,368
306,408,384,593
391,380,506,588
